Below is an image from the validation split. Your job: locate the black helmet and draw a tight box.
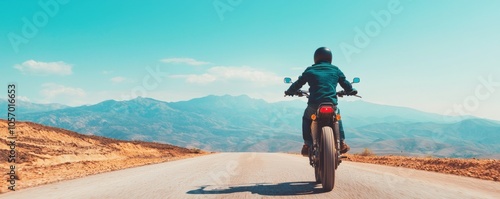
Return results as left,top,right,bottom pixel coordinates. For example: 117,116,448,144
314,47,332,64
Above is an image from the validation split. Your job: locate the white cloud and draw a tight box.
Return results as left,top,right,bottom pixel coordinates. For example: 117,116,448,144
40,83,86,100
187,74,216,84
14,60,72,75
17,96,30,102
171,66,282,85
160,58,211,66
110,76,126,83
209,66,282,84
102,70,114,75
170,74,217,84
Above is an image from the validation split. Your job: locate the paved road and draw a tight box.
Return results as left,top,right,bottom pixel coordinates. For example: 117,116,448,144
2,153,500,199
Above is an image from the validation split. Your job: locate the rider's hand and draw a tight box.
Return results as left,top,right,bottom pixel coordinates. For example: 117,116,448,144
284,90,294,96
337,90,345,97
347,89,358,95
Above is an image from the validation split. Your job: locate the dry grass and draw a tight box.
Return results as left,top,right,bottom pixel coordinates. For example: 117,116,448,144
346,154,500,182
358,148,375,156
0,119,206,192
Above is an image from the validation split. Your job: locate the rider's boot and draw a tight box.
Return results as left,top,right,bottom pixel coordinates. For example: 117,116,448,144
301,144,309,157
340,140,350,154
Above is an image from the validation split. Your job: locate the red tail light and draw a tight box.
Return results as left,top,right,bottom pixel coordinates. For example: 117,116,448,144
319,106,334,114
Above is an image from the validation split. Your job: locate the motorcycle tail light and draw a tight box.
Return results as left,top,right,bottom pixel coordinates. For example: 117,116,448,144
319,106,334,114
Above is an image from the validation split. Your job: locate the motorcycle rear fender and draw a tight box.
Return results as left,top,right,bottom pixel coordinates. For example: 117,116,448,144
316,102,337,124
312,103,340,150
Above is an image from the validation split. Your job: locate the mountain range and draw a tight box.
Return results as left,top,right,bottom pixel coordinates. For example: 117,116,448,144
0,99,68,114
2,95,499,158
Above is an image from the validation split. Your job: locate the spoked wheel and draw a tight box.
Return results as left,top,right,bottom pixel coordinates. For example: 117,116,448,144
321,126,336,192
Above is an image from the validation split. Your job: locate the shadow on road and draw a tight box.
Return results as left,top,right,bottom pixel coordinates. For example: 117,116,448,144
186,181,325,196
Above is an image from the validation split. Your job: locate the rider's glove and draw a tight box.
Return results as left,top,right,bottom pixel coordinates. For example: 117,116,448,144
337,90,346,97
296,91,304,97
284,90,294,96
347,89,358,95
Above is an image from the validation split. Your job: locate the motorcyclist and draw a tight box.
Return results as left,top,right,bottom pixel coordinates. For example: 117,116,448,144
285,47,357,156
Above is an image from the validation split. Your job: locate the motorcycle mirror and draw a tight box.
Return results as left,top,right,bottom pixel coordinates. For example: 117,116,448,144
284,77,293,84
352,77,360,84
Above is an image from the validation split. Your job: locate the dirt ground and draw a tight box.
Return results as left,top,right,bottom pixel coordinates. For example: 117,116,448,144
2,119,498,193
346,154,500,182
0,120,206,193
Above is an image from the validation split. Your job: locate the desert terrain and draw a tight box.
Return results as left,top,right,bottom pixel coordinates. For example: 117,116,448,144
0,119,205,193
346,152,500,182
1,119,498,194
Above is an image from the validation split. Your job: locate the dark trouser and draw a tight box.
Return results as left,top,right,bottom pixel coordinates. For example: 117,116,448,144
302,104,345,146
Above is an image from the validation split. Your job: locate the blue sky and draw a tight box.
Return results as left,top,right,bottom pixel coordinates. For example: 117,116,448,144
1,0,499,121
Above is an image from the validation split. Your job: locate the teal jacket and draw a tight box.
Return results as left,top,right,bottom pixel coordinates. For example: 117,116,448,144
286,62,354,105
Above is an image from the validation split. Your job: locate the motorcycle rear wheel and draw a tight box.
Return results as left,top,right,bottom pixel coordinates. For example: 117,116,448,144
321,126,336,192
314,164,321,183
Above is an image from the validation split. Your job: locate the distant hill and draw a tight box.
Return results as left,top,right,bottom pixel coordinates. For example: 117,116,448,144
339,100,468,127
7,95,500,158
16,96,303,152
0,99,69,114
348,119,500,157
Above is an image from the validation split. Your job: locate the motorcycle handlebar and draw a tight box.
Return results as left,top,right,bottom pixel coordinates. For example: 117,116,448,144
285,90,361,98
337,90,357,96
337,90,361,98
284,90,309,97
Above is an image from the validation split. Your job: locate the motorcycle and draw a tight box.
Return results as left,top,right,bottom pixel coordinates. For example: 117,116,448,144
283,77,361,192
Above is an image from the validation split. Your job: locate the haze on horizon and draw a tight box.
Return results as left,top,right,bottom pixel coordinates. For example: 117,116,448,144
1,0,499,121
